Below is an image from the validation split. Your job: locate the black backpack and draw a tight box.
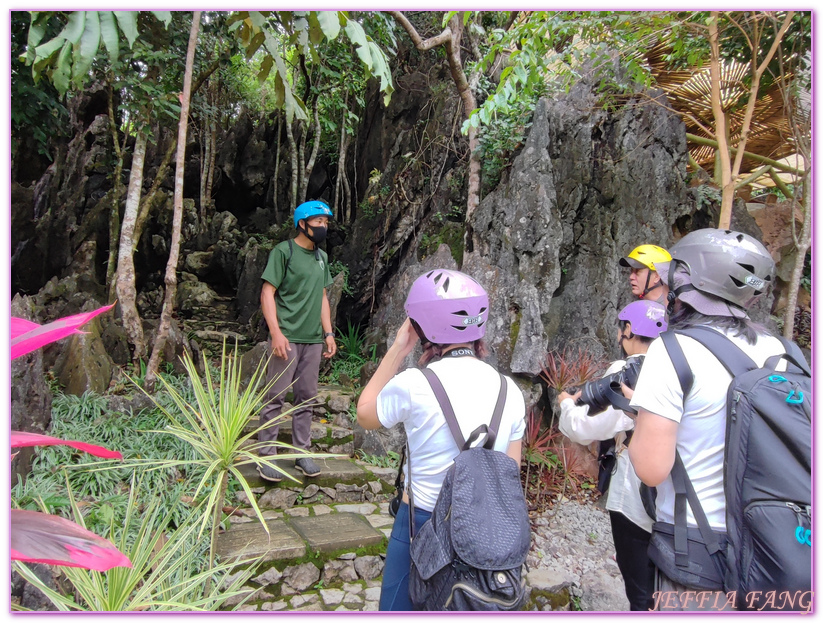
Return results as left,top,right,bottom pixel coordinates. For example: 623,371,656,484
406,367,530,611
657,327,811,610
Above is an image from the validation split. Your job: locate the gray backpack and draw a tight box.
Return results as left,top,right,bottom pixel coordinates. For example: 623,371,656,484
407,368,530,611
657,327,811,610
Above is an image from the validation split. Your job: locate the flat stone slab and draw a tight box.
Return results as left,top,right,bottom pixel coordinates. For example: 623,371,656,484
236,458,369,489
245,416,350,437
290,512,384,553
216,519,305,563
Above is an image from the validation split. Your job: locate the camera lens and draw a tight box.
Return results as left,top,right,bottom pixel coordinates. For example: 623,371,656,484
576,357,643,414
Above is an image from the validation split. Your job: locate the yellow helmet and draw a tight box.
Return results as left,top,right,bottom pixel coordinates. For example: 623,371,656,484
619,244,671,272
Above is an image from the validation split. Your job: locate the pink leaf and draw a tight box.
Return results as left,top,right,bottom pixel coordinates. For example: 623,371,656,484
10,317,39,340
11,509,132,571
11,303,116,360
10,431,122,460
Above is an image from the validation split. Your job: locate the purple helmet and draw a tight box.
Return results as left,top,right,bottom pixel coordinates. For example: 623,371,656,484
618,300,667,339
404,269,489,344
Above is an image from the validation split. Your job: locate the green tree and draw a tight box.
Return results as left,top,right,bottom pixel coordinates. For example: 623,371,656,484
144,11,202,389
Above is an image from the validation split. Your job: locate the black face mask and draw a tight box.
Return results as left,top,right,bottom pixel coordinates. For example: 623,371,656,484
304,224,327,243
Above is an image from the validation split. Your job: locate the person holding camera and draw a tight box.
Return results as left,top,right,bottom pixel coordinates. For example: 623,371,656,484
556,299,667,611
619,244,671,304
356,269,526,611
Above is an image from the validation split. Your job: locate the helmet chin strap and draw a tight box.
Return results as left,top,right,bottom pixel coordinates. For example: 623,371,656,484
666,260,695,315
618,334,628,359
640,270,662,299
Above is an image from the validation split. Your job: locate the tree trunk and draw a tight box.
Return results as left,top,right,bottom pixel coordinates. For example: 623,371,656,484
273,114,282,216
145,11,202,390
115,129,149,364
710,11,795,229
335,91,350,223
199,94,211,227
133,138,177,248
286,118,299,208
297,121,307,204
707,13,734,229
389,11,481,254
105,81,126,303
300,106,321,203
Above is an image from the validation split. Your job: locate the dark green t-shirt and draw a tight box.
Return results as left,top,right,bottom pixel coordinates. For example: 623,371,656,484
261,240,333,343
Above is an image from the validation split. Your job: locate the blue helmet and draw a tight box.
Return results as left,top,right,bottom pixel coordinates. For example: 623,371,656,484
293,200,333,228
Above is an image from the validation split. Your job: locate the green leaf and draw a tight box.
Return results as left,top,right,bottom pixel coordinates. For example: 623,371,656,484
53,40,73,95
26,12,52,63
479,106,489,125
297,27,308,49
354,41,373,69
33,36,65,65
442,11,458,28
245,31,265,58
248,10,267,30
316,10,340,40
307,14,324,46
150,11,172,28
98,11,120,62
59,11,86,45
258,55,273,83
344,20,368,50
113,11,138,48
368,42,394,96
72,10,100,83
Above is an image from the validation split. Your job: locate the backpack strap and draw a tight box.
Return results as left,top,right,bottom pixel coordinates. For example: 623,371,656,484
772,336,811,377
673,326,758,377
659,330,694,398
408,368,507,541
421,367,467,448
420,367,507,450
670,451,727,579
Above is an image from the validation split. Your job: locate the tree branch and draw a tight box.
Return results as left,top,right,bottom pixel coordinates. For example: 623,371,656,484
388,11,453,50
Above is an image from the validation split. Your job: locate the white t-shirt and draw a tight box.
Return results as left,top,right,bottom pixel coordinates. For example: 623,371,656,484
559,359,652,533
630,327,785,530
376,356,526,512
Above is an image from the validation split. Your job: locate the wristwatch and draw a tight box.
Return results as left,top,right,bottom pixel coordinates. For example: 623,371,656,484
324,332,335,338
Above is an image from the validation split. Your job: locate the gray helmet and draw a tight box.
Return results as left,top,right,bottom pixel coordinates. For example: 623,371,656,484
667,229,775,312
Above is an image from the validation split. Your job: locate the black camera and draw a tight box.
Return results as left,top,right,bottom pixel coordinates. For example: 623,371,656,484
576,356,643,415
389,485,403,517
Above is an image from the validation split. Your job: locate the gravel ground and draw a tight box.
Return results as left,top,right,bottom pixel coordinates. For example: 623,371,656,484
527,496,630,611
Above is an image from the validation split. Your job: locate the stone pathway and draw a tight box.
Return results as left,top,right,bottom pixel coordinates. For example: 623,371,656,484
209,380,629,612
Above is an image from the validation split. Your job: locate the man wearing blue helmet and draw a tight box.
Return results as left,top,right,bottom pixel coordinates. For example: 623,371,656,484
258,200,337,481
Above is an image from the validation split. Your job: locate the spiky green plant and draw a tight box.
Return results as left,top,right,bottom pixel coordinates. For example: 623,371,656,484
13,474,259,611
133,340,340,570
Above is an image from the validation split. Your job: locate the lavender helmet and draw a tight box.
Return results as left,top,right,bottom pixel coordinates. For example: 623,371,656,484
404,269,489,344
617,300,667,339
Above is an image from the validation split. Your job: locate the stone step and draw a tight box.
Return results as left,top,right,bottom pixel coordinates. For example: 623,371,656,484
236,457,379,491
216,510,386,564
245,416,355,456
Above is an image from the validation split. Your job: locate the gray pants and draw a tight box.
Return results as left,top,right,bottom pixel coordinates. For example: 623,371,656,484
258,342,323,455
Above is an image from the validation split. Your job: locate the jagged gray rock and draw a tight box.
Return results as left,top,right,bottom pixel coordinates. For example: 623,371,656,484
258,488,299,509
282,563,321,592
323,560,358,584
52,316,113,396
354,555,384,580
